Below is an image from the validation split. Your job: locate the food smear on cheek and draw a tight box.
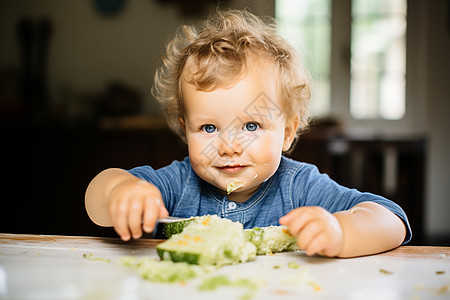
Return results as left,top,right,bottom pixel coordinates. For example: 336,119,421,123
227,178,245,194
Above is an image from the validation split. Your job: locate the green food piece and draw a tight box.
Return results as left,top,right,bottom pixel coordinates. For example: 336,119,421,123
159,215,299,268
436,270,445,275
227,179,244,194
244,227,264,247
287,262,300,269
198,275,260,300
83,253,110,263
379,269,393,274
120,256,203,283
157,248,201,265
198,275,259,290
164,217,299,255
198,275,232,290
163,218,196,238
157,215,257,266
244,226,298,255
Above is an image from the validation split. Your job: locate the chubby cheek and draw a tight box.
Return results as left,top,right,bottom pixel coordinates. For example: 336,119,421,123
186,137,213,176
247,133,283,172
252,131,283,157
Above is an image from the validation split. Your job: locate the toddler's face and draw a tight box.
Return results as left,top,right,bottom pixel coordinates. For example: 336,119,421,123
180,62,297,203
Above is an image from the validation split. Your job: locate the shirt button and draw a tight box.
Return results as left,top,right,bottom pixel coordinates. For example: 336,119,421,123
228,202,237,209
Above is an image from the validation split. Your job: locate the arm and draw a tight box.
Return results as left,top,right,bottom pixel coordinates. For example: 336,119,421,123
279,201,406,258
334,201,406,257
85,168,169,241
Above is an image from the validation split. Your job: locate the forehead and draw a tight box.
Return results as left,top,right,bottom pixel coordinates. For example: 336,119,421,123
243,92,283,122
180,60,281,117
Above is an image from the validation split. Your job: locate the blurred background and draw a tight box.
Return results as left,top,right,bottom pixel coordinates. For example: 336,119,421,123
0,0,449,245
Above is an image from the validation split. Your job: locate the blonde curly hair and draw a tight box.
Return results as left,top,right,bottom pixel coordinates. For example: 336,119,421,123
152,9,311,149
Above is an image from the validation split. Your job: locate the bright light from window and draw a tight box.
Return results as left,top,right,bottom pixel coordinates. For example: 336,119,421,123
350,0,407,120
276,0,331,118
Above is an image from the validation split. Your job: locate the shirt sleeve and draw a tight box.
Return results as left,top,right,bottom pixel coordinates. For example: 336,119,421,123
292,163,412,245
127,157,191,214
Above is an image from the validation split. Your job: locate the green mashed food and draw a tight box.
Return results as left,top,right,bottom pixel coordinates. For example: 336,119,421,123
118,216,315,298
198,275,259,291
120,257,320,299
83,253,111,263
157,215,257,266
120,256,205,283
198,275,261,300
244,226,298,255
162,215,298,259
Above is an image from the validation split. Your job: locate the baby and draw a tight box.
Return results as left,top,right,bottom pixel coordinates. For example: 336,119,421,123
85,10,411,257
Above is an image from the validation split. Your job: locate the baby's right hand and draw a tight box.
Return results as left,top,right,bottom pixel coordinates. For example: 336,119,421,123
108,178,169,241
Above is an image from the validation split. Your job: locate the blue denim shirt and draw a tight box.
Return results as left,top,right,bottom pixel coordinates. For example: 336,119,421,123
129,156,412,244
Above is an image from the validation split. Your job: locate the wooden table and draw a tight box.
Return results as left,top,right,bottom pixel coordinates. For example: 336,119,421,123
0,234,449,299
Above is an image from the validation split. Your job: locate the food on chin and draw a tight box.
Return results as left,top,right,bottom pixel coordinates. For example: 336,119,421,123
227,178,245,194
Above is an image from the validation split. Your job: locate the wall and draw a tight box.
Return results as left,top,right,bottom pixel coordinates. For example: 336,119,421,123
0,0,274,119
0,0,206,118
424,0,450,241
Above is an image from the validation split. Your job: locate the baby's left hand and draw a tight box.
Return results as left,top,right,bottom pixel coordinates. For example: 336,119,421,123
279,206,343,257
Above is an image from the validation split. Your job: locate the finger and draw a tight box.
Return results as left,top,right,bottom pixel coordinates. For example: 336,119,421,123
285,209,314,237
279,208,300,225
114,198,131,241
303,231,328,256
109,196,117,229
158,199,169,218
142,197,159,233
128,198,145,239
296,220,323,251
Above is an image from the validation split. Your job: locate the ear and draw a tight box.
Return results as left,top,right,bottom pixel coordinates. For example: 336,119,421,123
283,116,299,152
179,116,186,133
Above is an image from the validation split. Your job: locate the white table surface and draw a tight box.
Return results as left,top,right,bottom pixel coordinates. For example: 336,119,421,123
0,233,449,300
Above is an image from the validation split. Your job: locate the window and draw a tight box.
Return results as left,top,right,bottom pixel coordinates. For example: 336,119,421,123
351,0,407,120
276,0,407,121
276,0,331,117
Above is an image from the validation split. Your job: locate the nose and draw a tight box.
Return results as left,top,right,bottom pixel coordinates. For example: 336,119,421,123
217,132,243,157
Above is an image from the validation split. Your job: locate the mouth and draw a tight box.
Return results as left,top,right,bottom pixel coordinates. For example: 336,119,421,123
216,164,247,174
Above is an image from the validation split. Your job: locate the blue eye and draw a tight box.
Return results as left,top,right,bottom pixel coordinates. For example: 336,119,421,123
202,124,217,133
244,122,259,132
